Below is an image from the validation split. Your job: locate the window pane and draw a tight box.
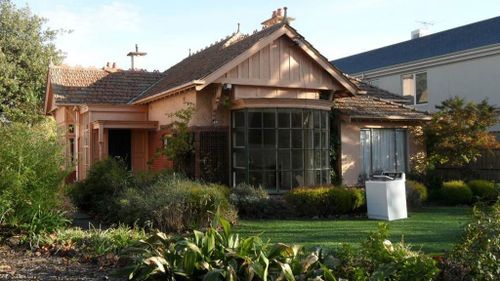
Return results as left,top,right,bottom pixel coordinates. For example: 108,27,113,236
278,150,290,170
249,172,263,187
233,150,246,169
233,111,245,128
248,112,262,128
321,112,328,129
233,130,245,148
304,129,313,148
263,129,276,148
292,171,304,188
291,111,302,128
291,149,303,169
278,112,290,128
278,129,290,148
262,151,276,170
248,129,262,147
314,150,321,168
401,74,415,98
263,112,276,128
314,130,321,149
322,130,328,149
291,130,302,148
323,150,329,168
249,150,262,169
278,171,291,190
305,150,314,169
303,111,313,128
322,170,330,185
263,172,276,190
234,170,247,185
416,72,428,104
305,170,315,186
360,129,372,177
313,111,320,128
315,170,322,185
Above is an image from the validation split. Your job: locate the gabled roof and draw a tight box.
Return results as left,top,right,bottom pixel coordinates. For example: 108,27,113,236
47,66,163,107
131,23,358,103
331,16,500,74
334,79,430,121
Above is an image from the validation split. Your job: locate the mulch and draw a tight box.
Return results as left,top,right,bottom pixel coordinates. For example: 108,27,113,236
0,244,125,281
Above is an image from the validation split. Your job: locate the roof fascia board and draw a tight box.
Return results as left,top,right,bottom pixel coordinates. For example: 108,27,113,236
132,81,202,104
349,115,432,121
352,43,500,78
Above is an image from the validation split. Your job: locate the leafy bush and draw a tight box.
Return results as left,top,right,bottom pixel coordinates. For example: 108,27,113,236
0,120,68,232
125,215,438,281
333,223,440,281
467,179,498,202
285,186,365,217
70,160,236,232
441,202,500,281
229,184,295,219
406,180,428,209
441,180,473,205
68,158,134,218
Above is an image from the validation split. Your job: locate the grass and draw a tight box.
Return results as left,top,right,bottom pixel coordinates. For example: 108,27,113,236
236,207,471,255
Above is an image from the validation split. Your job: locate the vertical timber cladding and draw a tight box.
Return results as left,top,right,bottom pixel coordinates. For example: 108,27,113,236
197,128,230,185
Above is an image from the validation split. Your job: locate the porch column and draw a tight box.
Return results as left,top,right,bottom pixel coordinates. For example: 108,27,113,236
97,124,104,160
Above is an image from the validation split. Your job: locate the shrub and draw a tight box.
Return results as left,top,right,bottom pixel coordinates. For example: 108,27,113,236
441,180,473,205
0,119,68,232
68,158,134,218
467,179,498,202
125,216,439,281
332,223,439,281
285,186,366,217
441,202,500,281
406,180,428,209
229,184,295,219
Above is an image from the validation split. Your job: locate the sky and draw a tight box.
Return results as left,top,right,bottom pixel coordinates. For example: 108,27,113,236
13,0,500,71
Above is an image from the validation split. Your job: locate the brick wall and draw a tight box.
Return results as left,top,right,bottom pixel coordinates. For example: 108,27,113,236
148,128,173,172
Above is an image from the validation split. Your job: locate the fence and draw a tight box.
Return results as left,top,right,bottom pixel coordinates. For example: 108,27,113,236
434,149,500,182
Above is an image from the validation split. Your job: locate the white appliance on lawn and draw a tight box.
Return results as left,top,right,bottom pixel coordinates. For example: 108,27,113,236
365,172,407,221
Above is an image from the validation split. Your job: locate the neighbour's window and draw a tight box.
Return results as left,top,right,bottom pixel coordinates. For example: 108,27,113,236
401,72,428,104
360,128,407,178
368,79,380,87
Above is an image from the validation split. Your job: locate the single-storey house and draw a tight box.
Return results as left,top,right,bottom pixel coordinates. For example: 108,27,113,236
44,9,429,189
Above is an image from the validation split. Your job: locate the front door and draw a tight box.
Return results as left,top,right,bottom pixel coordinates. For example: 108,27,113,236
108,129,132,169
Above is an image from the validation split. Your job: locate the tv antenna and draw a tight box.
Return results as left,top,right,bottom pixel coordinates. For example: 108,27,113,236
416,20,434,29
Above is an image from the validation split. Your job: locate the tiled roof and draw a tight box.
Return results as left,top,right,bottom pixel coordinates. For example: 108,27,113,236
331,16,500,74
334,80,430,121
348,77,413,104
131,23,286,102
49,66,164,104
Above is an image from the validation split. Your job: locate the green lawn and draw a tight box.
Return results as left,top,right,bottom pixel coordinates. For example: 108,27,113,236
236,207,471,255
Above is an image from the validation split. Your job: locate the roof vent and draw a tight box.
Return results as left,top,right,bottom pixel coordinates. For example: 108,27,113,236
411,29,429,39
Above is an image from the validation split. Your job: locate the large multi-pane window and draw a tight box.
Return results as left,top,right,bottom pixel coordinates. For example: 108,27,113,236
232,108,330,192
360,128,407,178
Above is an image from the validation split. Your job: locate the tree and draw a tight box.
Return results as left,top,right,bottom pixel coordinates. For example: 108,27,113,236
162,104,195,174
0,0,63,123
424,97,499,167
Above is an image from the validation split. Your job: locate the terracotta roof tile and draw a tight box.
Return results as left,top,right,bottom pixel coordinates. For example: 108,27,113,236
334,80,430,121
131,23,285,102
49,66,164,104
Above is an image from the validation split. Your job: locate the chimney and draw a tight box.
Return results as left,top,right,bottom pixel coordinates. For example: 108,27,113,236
411,28,429,39
261,7,295,28
127,44,147,70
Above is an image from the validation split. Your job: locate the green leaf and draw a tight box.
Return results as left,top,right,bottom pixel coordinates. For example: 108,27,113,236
203,269,224,281
276,261,295,281
321,264,337,281
144,256,167,273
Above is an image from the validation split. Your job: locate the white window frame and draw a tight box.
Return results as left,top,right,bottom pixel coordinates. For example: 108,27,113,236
401,71,428,105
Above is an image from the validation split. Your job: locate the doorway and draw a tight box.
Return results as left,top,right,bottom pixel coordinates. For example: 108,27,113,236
108,129,132,169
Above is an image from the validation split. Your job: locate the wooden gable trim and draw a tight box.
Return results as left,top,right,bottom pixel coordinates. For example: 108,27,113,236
199,25,359,95
282,29,358,95
131,81,202,104
195,27,290,91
